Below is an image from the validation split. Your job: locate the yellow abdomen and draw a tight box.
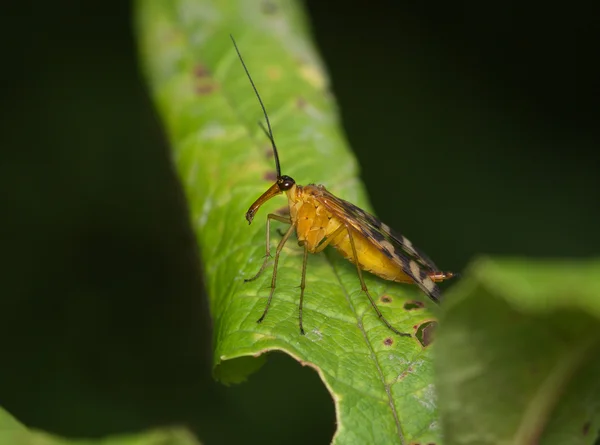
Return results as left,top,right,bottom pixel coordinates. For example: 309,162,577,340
331,228,415,283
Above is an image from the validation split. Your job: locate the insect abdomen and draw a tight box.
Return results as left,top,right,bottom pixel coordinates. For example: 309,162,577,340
331,228,416,284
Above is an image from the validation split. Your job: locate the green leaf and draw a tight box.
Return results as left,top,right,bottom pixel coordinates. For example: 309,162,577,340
435,257,600,445
136,0,443,443
0,405,199,445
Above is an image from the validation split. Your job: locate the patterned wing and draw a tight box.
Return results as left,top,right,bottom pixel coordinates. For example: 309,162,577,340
317,187,443,302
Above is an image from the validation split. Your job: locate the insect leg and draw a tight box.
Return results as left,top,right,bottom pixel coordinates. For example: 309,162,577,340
257,223,296,324
245,213,292,282
293,226,345,335
346,226,411,337
313,224,345,253
298,242,309,335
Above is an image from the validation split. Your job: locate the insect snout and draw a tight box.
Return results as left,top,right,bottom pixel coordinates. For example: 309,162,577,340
246,209,256,224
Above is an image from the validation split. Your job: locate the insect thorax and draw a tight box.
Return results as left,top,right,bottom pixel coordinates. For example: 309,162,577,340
287,184,342,252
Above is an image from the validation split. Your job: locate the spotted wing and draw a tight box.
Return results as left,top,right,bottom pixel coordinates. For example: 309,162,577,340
318,188,442,302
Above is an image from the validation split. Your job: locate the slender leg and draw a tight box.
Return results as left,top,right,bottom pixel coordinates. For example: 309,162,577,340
296,225,344,334
257,223,296,324
245,213,292,282
298,242,309,335
313,224,345,253
346,226,411,337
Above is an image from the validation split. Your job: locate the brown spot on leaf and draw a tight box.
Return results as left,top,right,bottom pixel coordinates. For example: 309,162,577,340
582,421,591,435
403,300,425,310
383,337,393,346
380,295,392,304
194,64,211,78
416,321,438,347
263,171,277,182
296,97,307,109
398,366,414,381
195,83,218,95
193,65,218,95
261,0,278,14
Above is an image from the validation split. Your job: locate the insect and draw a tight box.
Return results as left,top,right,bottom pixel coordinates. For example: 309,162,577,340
231,36,456,336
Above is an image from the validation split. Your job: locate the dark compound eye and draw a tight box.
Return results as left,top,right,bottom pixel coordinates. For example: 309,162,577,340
279,175,295,191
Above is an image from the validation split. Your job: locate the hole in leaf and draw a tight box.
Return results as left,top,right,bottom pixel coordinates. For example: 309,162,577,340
380,295,392,303
415,321,438,347
403,300,424,310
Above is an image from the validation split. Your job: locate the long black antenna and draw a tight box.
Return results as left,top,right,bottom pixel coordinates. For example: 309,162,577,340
230,35,282,178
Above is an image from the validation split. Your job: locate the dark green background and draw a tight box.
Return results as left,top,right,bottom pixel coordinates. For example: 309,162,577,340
1,1,598,444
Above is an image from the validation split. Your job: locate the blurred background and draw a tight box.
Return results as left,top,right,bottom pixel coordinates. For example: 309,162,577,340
1,0,598,444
